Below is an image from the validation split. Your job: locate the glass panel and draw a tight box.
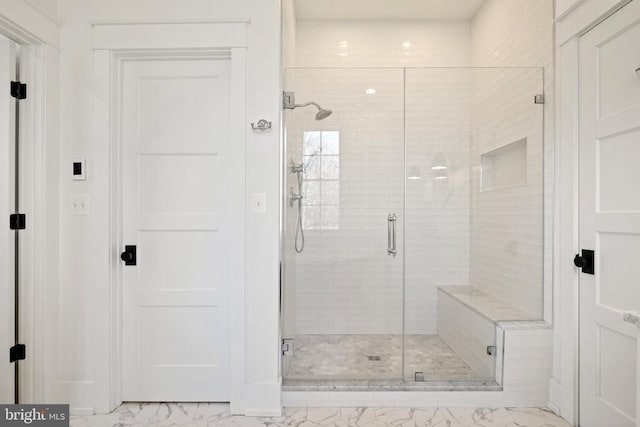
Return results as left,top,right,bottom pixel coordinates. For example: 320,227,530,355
403,67,544,383
303,155,321,180
282,66,544,389
282,68,405,383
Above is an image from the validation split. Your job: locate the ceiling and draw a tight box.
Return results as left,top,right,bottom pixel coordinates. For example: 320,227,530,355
294,0,486,21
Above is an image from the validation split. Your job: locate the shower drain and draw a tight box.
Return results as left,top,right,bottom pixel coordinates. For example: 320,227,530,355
367,355,381,361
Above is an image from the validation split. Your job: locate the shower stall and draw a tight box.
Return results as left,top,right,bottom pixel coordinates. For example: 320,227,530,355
281,66,545,389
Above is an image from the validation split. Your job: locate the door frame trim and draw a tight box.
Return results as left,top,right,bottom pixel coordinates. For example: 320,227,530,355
0,14,59,406
94,21,247,412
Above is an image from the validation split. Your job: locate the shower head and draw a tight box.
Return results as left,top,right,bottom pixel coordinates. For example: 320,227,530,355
315,107,333,121
300,102,333,121
283,93,333,121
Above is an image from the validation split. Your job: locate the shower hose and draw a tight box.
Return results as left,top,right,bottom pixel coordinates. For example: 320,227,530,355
294,168,305,253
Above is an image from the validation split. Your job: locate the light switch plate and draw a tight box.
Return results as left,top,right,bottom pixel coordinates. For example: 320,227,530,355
251,193,266,213
71,194,90,215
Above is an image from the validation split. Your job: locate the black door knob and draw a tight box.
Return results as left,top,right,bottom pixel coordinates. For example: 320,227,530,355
574,254,587,268
120,245,136,266
574,249,595,275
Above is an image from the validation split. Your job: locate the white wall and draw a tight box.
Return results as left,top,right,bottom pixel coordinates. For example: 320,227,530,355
287,21,471,335
23,0,58,22
556,0,583,18
55,0,282,415
296,21,470,68
469,0,554,318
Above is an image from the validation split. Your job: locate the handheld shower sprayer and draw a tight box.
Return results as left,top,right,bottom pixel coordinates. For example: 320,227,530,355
289,160,305,253
284,91,333,254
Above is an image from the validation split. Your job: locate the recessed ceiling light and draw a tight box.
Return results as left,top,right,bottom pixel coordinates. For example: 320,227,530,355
365,88,376,95
338,41,349,49
402,40,412,49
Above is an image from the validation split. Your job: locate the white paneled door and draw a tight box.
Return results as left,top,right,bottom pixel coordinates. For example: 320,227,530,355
579,2,640,426
121,57,232,401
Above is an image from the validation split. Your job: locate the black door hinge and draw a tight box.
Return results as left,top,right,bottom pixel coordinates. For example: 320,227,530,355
10,81,27,99
9,214,26,230
9,344,26,362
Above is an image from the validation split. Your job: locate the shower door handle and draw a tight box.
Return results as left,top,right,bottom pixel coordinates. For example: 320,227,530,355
387,214,397,257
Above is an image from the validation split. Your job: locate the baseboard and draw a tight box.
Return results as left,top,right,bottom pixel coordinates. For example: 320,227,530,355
230,380,282,416
70,407,95,416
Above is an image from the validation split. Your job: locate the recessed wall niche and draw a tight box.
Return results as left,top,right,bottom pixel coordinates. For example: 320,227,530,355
481,138,528,192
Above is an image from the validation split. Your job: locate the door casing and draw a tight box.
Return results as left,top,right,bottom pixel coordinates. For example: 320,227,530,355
93,31,248,409
554,0,638,424
0,20,60,405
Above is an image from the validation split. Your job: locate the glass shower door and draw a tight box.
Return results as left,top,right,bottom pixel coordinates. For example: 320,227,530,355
403,67,545,384
282,68,405,384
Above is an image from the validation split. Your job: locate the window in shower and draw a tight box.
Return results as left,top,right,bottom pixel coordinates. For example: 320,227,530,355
302,130,339,230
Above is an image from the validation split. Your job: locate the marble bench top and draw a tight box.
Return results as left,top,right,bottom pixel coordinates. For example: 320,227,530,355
438,285,540,323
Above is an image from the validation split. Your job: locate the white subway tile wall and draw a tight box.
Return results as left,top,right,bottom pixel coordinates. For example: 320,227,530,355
290,22,471,335
437,289,496,379
286,67,405,334
470,0,554,317
283,0,554,336
404,68,472,334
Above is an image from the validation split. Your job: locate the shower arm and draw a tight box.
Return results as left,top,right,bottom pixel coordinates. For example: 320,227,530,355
292,101,321,110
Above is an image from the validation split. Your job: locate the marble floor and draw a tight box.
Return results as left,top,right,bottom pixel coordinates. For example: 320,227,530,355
284,335,488,382
71,403,572,427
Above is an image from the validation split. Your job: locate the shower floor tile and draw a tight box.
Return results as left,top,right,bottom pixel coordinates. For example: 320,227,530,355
284,334,489,382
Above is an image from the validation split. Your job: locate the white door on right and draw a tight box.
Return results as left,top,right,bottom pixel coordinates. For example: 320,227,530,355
579,1,640,426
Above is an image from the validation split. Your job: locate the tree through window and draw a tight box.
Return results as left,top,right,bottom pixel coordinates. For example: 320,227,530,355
302,131,339,230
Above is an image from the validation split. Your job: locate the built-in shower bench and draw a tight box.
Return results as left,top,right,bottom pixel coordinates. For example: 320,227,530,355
438,286,539,323
437,285,552,393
